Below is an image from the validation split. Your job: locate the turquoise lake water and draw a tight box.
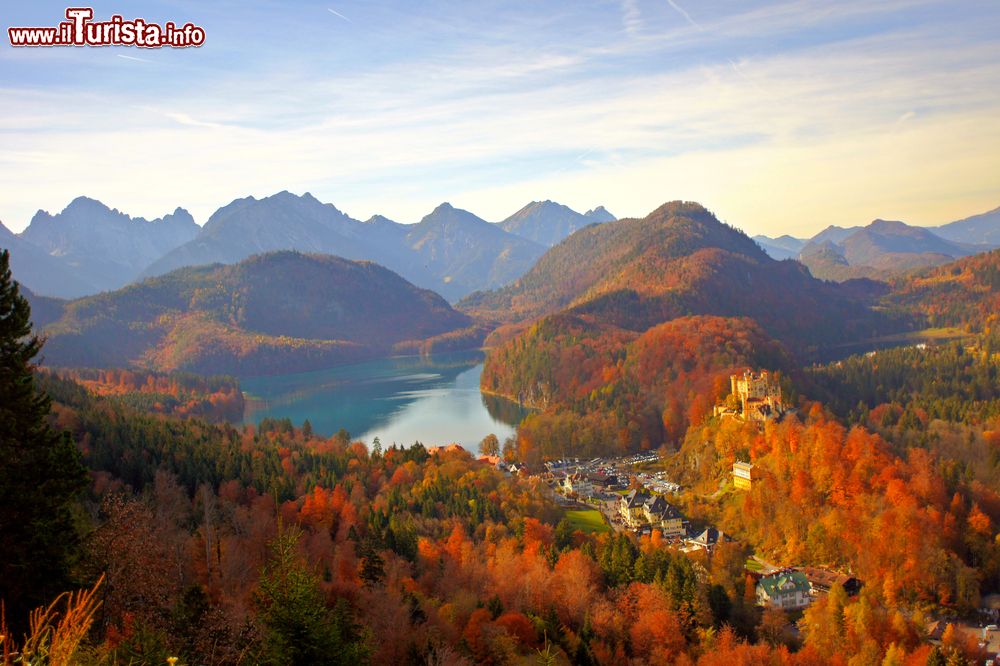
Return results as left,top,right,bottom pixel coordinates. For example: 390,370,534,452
240,350,526,451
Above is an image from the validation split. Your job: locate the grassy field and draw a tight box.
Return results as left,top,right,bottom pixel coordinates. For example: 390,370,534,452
828,326,968,349
564,509,611,534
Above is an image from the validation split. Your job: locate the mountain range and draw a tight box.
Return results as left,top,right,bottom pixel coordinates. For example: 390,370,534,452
0,222,83,298
498,200,615,246
2,193,615,302
471,201,910,450
462,201,897,352
35,251,473,376
754,208,999,281
2,197,199,298
932,205,1000,246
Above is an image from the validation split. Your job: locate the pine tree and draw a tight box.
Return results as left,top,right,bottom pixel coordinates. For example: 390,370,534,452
256,526,370,665
0,250,88,629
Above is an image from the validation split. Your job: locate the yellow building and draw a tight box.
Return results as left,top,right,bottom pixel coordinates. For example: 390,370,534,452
733,461,753,490
659,504,686,538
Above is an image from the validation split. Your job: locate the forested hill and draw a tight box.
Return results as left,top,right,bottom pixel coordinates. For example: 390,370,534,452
38,251,474,375
883,248,1000,330
462,201,761,322
463,200,898,353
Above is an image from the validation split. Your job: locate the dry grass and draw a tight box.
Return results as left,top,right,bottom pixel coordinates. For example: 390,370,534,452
1,576,103,665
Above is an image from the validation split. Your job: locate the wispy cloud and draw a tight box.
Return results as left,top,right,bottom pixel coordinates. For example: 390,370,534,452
621,0,643,36
161,111,225,129
326,8,352,23
726,57,766,95
115,53,152,63
666,0,703,31
0,0,998,235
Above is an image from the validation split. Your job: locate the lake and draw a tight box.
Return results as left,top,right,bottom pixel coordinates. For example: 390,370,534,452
240,350,527,451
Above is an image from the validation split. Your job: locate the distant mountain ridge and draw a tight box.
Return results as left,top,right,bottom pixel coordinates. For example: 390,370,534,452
2,192,611,302
798,218,987,280
931,205,1000,246
498,200,615,246
1,221,85,298
754,207,999,281
752,234,806,260
38,251,474,376
142,192,546,302
16,196,198,296
583,206,616,223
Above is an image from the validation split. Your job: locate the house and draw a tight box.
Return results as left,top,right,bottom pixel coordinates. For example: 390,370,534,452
643,495,668,524
588,472,620,490
658,503,686,538
798,567,862,596
925,620,946,641
563,473,594,497
619,489,650,528
757,570,812,610
732,461,754,490
684,527,727,553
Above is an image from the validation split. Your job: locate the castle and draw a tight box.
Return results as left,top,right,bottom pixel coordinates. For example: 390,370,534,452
714,369,785,422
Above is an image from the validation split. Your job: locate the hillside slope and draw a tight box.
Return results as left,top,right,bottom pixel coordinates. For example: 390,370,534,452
882,249,1000,330
462,201,891,350
40,251,472,375
471,201,905,451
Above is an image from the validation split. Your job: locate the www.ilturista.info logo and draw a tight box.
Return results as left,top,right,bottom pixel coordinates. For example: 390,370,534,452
8,8,205,48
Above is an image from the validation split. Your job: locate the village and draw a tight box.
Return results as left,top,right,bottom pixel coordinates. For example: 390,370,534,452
488,371,855,614
487,369,1000,659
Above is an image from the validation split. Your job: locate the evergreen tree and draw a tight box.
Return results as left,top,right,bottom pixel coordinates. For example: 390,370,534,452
256,526,369,665
0,250,87,628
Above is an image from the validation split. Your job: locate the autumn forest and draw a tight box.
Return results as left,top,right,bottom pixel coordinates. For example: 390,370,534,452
2,206,1000,666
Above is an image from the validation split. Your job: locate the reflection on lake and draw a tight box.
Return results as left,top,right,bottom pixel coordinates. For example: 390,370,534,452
241,350,527,451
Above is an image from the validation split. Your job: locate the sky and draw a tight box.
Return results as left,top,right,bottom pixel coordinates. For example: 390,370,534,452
2,0,999,237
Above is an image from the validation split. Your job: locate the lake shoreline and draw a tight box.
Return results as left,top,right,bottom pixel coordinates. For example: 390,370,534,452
238,351,523,449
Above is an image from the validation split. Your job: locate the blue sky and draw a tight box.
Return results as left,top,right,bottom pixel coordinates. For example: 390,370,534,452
2,0,999,235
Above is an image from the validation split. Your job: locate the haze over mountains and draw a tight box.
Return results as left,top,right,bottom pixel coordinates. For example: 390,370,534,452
755,208,999,281
143,194,553,302
2,192,615,302
498,200,615,246
0,221,83,298
2,197,198,297
3,189,996,307
932,205,1000,246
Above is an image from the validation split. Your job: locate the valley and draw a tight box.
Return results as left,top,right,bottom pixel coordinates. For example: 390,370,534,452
5,3,1000,663
2,196,999,666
